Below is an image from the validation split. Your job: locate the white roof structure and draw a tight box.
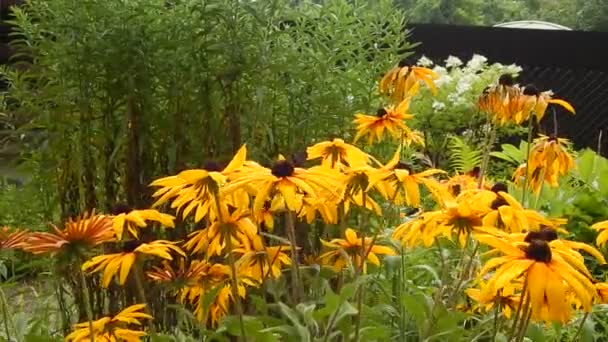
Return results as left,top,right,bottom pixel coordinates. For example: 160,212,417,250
494,20,572,31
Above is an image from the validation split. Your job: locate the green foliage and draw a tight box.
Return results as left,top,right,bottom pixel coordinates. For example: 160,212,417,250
447,136,482,173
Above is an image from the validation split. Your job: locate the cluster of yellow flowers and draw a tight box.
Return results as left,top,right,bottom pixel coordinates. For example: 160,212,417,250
1,58,607,341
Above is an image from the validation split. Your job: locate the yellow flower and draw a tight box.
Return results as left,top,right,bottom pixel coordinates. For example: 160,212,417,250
443,173,479,197
392,190,491,247
591,220,608,247
298,194,339,224
482,185,564,233
466,282,520,319
183,209,257,257
0,226,28,250
529,135,575,185
475,232,597,323
112,209,175,240
478,75,525,125
65,304,152,341
353,99,413,145
224,156,343,213
82,240,185,287
379,60,438,100
150,145,248,223
341,166,383,216
253,201,279,232
519,85,575,122
595,283,608,303
368,147,447,207
307,138,370,168
234,236,291,282
401,127,425,147
319,228,395,273
24,212,114,255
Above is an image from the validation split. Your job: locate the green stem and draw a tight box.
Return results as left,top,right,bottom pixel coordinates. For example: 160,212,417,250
448,241,479,309
515,305,532,342
285,210,302,303
509,275,529,340
213,196,246,341
478,124,496,188
133,262,155,332
571,312,590,342
353,192,368,342
0,287,13,342
78,268,96,342
521,115,535,206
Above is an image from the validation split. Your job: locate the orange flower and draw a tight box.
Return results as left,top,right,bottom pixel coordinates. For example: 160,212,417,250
379,60,438,100
353,99,413,145
24,212,114,255
0,227,29,250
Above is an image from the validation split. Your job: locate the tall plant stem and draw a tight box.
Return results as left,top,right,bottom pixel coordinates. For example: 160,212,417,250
509,275,529,340
213,196,246,341
354,192,369,342
515,305,532,342
572,312,590,342
448,241,479,309
521,115,535,206
133,261,155,332
285,210,302,303
478,123,496,188
0,287,13,342
78,268,95,342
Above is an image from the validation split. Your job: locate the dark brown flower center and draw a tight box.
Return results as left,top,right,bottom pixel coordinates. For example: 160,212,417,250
498,74,515,86
490,198,508,210
466,166,481,178
203,161,222,172
398,59,409,68
111,203,133,215
376,108,388,117
525,239,552,262
525,228,558,243
271,160,295,177
394,161,414,173
122,239,143,253
523,84,540,96
491,182,508,194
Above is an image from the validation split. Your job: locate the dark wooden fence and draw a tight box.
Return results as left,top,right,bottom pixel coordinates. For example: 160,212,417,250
407,23,608,155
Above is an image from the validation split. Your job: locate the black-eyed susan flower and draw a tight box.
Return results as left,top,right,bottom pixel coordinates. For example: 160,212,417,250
319,228,395,273
24,212,114,255
481,185,565,233
466,282,520,319
443,173,479,197
595,283,608,303
299,194,339,224
367,147,447,208
307,138,370,168
0,226,28,250
65,303,152,341
528,135,575,186
478,74,524,125
234,236,291,282
112,209,175,240
353,99,413,145
392,190,492,247
519,85,575,123
183,209,257,258
379,60,438,100
475,232,597,323
224,156,343,214
592,220,608,247
253,201,279,232
401,127,425,147
150,145,248,223
341,165,383,216
82,240,185,287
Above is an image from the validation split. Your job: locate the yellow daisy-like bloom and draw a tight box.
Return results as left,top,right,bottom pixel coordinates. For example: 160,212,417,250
149,145,248,223
518,85,575,123
299,194,339,224
392,190,492,247
319,228,395,273
306,138,370,168
352,99,413,145
183,208,257,257
595,283,608,303
481,185,564,233
475,232,597,323
112,209,175,240
466,282,520,319
341,165,383,216
591,220,608,247
368,147,447,208
0,226,28,250
224,156,343,213
82,240,185,287
401,127,425,147
478,75,525,125
379,60,438,100
24,212,114,255
234,236,291,282
65,303,152,342
253,200,280,232
512,163,544,194
528,135,575,185
443,172,479,197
